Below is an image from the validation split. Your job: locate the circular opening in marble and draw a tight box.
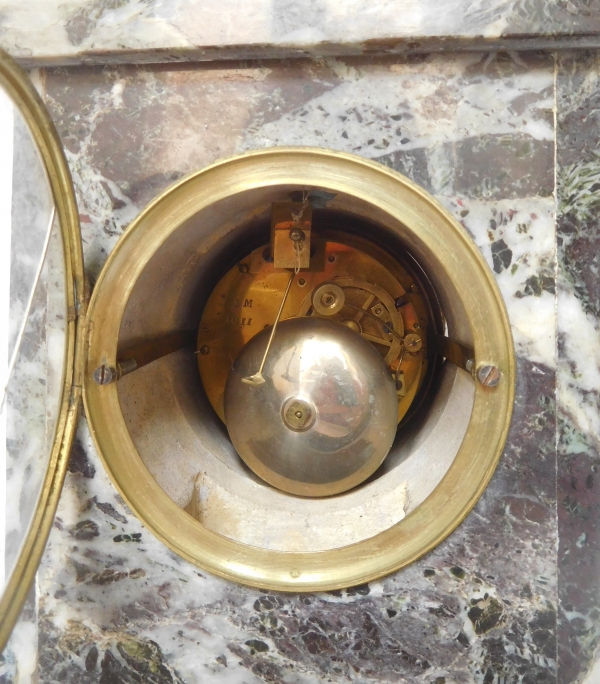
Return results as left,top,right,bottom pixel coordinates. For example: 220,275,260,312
110,194,476,552
84,148,514,588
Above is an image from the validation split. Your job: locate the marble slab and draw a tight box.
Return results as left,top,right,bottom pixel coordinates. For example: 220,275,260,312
556,50,600,684
0,51,560,684
2,0,600,67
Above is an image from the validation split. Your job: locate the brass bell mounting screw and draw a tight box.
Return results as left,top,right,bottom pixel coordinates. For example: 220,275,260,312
477,364,502,387
282,398,315,432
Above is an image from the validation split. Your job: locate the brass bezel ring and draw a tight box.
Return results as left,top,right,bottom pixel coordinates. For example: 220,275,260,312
0,49,85,652
84,147,515,592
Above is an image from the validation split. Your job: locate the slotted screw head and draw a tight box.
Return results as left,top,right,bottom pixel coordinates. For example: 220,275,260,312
404,333,423,353
477,364,502,387
93,364,118,385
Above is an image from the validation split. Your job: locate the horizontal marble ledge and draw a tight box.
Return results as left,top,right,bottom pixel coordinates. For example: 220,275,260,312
3,0,600,67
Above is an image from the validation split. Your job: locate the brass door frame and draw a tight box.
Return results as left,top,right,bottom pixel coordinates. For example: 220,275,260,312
0,50,85,653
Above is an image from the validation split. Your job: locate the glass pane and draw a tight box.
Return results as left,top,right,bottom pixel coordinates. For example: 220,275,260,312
0,85,67,593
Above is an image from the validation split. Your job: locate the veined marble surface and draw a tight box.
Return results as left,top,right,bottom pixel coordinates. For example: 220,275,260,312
2,0,600,67
556,50,600,684
0,51,565,684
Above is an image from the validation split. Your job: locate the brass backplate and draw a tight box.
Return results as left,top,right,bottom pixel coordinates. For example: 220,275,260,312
198,233,429,425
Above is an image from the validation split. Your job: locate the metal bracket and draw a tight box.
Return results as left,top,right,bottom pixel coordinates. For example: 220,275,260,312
93,330,196,385
271,201,312,269
434,334,475,374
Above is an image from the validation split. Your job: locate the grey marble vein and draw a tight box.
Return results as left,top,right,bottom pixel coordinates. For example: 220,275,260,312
556,49,600,684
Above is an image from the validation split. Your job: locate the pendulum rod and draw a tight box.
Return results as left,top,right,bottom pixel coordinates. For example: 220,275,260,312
242,270,296,386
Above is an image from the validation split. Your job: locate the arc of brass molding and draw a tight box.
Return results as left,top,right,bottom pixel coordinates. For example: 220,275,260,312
0,49,85,653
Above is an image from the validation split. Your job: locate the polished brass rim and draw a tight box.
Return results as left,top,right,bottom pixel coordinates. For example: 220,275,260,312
0,50,85,652
84,147,515,591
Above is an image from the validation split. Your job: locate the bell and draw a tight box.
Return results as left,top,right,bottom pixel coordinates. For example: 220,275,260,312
224,317,398,497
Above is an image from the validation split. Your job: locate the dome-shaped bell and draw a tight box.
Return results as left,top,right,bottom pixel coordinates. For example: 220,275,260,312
224,317,398,497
